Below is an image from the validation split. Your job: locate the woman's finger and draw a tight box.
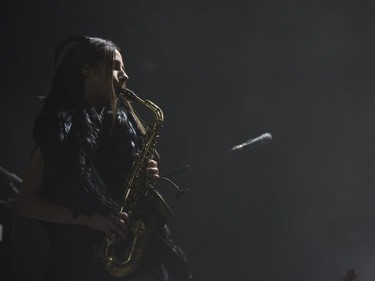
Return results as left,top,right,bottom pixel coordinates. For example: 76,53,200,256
148,159,158,167
109,219,128,240
118,212,131,226
146,168,159,180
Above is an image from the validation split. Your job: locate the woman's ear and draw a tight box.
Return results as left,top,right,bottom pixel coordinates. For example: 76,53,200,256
82,64,90,78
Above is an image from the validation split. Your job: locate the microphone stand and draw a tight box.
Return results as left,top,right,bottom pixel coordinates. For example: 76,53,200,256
162,132,272,178
0,166,22,196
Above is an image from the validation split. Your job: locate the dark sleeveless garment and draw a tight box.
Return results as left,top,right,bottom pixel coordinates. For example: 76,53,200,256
33,101,191,281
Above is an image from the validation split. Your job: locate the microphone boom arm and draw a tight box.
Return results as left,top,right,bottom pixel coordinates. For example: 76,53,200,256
163,132,272,177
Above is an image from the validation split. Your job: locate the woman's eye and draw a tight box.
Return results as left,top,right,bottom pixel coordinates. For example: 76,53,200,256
114,61,121,70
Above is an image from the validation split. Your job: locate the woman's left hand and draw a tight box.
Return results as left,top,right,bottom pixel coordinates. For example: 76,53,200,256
146,159,159,182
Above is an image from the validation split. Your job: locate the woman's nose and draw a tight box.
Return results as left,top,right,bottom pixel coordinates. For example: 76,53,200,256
118,70,129,83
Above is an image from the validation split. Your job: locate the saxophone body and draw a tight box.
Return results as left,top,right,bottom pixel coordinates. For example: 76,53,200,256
103,89,173,278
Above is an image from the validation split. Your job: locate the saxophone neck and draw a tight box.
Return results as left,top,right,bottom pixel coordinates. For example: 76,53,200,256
122,88,164,123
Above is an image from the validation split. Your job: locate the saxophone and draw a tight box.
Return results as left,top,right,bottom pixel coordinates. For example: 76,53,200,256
103,89,173,278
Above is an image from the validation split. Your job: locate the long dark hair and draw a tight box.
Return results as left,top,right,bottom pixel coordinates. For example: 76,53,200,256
44,35,118,112
42,35,146,134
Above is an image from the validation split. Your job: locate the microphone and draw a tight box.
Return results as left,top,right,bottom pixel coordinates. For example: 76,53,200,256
231,133,272,151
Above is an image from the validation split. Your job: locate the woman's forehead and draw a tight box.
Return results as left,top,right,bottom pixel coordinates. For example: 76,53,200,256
114,49,123,62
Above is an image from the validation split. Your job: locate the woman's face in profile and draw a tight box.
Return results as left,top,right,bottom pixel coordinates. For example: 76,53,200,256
112,49,129,91
84,49,129,105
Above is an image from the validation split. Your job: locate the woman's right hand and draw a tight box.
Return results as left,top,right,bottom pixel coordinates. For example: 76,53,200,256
86,212,130,241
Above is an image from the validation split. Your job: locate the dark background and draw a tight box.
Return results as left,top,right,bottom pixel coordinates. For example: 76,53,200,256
1,0,375,280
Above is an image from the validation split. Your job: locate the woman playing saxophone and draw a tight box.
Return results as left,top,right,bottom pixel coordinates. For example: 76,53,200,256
17,35,191,281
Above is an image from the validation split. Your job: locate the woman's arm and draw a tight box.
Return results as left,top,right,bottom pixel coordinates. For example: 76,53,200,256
17,146,129,240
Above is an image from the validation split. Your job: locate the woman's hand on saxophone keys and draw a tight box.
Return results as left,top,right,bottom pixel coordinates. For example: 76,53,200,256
86,212,130,241
146,159,160,182
133,153,160,183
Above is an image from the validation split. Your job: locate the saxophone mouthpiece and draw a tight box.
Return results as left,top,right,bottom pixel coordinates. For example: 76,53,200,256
122,88,137,100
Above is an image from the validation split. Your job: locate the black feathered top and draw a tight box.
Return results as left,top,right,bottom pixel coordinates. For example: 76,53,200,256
33,100,142,219
33,99,192,281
